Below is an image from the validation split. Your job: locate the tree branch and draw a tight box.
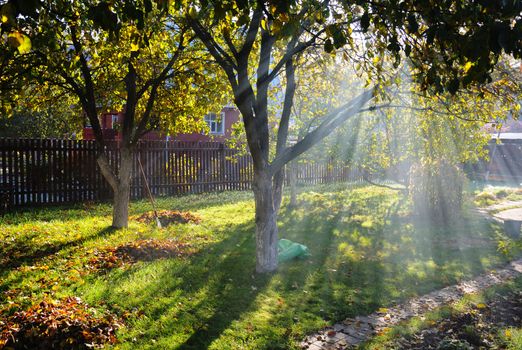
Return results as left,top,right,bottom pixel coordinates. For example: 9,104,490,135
275,58,296,155
269,88,375,174
188,18,238,89
238,6,262,59
137,28,187,99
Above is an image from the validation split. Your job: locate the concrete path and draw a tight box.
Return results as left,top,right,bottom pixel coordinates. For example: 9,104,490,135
475,200,522,224
494,207,522,221
300,259,522,350
483,200,522,213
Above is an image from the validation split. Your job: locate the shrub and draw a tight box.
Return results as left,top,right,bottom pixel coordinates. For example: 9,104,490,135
409,160,466,226
474,191,497,207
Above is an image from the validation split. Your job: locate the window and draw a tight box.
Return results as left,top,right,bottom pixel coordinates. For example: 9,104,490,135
204,112,225,134
111,114,119,129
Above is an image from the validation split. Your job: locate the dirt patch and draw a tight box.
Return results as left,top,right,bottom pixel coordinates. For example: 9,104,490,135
0,296,121,349
133,210,201,226
392,289,522,349
87,239,197,270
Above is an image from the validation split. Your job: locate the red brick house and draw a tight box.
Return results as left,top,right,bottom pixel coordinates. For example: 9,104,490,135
83,106,241,142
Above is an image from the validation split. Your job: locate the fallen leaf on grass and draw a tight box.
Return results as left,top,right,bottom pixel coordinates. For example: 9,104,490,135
0,296,121,349
133,210,201,226
376,327,391,336
86,239,197,271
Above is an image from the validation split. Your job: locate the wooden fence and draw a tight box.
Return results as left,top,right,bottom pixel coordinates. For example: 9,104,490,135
0,138,364,210
466,140,522,182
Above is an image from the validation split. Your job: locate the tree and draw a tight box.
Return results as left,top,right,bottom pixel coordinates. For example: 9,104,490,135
183,0,522,273
0,109,80,138
1,0,226,227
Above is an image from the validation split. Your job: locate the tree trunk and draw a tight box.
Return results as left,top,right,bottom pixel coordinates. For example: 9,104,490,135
112,147,133,228
253,170,278,273
289,159,298,207
272,168,285,214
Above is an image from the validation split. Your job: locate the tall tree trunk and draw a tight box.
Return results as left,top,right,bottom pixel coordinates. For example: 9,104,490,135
253,170,278,273
112,147,133,228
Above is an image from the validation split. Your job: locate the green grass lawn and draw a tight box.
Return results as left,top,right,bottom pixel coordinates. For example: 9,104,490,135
0,184,519,349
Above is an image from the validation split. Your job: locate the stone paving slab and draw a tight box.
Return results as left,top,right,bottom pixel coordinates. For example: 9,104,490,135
494,207,522,221
300,258,522,350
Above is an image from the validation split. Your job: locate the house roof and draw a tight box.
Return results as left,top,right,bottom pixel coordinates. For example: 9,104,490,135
490,133,522,140
484,119,522,133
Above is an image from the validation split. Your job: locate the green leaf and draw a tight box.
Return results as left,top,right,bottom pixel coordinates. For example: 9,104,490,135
332,30,347,48
407,14,418,33
446,78,460,95
324,39,334,53
360,11,370,32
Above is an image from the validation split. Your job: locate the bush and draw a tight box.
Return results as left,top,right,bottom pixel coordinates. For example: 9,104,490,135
409,160,466,226
474,191,497,207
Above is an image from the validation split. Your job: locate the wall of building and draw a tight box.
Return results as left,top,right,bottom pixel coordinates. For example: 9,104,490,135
83,107,240,143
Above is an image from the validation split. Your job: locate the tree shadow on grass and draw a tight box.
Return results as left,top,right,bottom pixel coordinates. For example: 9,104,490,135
72,186,512,349
0,226,116,270
276,187,507,324
85,220,275,349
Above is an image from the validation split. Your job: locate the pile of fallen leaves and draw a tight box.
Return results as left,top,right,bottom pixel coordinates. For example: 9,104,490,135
133,210,201,226
0,297,121,349
87,239,197,271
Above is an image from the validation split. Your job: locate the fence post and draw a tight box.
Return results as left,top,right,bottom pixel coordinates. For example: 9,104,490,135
219,143,225,191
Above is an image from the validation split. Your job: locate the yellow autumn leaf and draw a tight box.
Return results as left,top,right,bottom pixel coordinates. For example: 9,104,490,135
1,15,8,23
377,327,391,336
504,329,512,338
464,61,473,73
476,303,487,309
188,7,198,18
261,18,268,31
378,307,388,313
279,12,289,22
131,42,139,52
7,31,32,54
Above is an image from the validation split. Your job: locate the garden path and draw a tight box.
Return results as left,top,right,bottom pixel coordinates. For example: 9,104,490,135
476,200,522,217
300,258,522,350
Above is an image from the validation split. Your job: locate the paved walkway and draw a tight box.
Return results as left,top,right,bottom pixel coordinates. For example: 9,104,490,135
483,200,522,213
300,259,522,350
494,207,522,221
475,200,522,225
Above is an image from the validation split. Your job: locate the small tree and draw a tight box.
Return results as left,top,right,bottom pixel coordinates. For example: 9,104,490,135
1,0,226,227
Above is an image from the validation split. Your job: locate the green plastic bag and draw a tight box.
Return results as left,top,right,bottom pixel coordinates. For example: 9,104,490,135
277,239,310,262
